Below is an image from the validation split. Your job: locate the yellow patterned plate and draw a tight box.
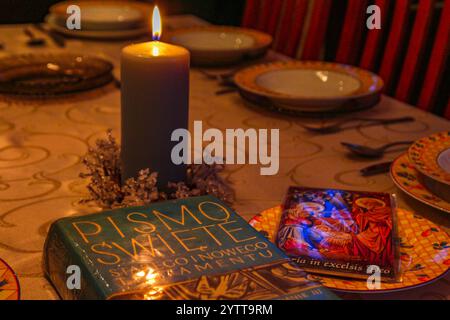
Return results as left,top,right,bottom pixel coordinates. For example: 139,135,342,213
167,26,272,66
234,61,383,111
249,206,449,293
391,153,450,214
409,131,450,186
0,258,20,300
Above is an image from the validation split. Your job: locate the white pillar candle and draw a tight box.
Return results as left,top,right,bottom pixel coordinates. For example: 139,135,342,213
120,6,190,187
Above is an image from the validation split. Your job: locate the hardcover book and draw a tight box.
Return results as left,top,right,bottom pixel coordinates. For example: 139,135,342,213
43,195,337,300
276,187,401,282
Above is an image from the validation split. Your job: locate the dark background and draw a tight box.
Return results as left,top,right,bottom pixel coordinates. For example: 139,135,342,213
0,0,246,25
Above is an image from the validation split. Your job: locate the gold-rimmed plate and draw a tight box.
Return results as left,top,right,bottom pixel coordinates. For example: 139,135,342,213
234,61,383,112
238,88,380,117
408,131,450,186
45,14,149,40
49,0,152,31
249,206,449,293
391,153,450,214
166,26,272,66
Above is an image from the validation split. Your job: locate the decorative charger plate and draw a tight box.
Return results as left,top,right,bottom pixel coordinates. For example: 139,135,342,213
0,53,113,96
249,206,449,293
234,61,383,111
408,131,450,186
167,26,272,66
0,258,20,300
391,153,450,213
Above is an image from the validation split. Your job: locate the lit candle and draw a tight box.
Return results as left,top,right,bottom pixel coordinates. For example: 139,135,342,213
121,6,190,187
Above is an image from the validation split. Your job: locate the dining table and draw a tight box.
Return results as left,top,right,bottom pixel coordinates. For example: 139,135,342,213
0,15,448,300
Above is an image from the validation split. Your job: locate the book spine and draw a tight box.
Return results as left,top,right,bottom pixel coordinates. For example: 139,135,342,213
43,221,107,300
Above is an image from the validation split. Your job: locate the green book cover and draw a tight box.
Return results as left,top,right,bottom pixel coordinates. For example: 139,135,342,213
43,195,337,300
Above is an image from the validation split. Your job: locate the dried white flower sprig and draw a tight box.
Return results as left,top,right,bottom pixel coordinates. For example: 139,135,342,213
80,130,234,209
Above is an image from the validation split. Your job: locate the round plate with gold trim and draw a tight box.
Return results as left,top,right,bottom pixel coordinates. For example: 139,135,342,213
167,26,272,66
0,258,20,300
249,206,449,293
49,0,152,31
391,153,450,214
45,14,149,40
234,61,383,112
408,131,450,186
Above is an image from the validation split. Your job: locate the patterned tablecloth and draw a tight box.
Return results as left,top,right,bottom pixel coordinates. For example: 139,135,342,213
0,16,448,300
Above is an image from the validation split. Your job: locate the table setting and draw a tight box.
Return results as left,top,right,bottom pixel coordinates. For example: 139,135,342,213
0,1,448,301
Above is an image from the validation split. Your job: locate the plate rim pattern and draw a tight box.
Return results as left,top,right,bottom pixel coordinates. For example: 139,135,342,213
408,131,450,185
391,153,450,214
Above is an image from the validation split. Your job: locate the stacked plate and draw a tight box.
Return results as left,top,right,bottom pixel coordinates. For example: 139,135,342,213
233,61,384,116
45,0,152,40
167,26,272,66
391,131,450,214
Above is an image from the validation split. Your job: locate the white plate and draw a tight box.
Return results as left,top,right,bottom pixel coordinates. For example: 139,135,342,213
46,14,148,40
255,69,362,98
234,61,384,112
171,31,256,51
49,0,149,31
82,5,142,27
167,26,272,66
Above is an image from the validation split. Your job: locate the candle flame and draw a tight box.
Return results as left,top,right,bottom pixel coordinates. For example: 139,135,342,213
152,6,162,41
